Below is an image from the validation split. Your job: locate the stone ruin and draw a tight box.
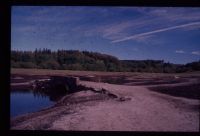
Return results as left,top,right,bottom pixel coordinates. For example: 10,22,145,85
33,76,79,91
32,75,131,102
32,76,80,101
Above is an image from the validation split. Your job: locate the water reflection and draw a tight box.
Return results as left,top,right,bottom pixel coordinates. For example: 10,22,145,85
33,86,68,101
11,90,55,117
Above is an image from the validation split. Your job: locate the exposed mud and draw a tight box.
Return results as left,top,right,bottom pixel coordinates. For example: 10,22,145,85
10,72,200,131
148,83,200,100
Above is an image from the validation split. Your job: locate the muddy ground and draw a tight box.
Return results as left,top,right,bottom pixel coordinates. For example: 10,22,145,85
10,69,200,131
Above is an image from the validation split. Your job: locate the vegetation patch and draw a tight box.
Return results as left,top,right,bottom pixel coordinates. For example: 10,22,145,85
11,49,200,73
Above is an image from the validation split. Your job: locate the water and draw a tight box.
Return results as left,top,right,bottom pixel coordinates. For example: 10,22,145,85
10,90,55,118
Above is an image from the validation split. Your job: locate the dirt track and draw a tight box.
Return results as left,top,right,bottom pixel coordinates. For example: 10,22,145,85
11,81,199,131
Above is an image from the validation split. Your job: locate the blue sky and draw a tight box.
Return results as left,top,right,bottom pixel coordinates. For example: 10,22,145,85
11,6,200,64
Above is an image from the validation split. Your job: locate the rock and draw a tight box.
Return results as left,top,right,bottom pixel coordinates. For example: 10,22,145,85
107,93,118,98
101,88,107,94
118,97,131,102
119,97,126,101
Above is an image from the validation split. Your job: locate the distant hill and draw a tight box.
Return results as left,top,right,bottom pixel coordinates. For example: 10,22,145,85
11,49,200,73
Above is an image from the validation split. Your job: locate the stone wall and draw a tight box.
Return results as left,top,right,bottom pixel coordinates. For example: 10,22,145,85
33,76,80,93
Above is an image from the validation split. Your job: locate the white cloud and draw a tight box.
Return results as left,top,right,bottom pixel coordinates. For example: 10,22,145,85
111,21,200,43
12,7,200,45
175,50,185,54
141,7,200,22
191,51,200,55
103,8,200,43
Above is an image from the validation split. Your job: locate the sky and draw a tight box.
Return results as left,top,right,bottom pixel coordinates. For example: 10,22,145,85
11,6,200,64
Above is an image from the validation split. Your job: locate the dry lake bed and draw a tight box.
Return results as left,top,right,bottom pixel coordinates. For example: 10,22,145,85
10,68,200,131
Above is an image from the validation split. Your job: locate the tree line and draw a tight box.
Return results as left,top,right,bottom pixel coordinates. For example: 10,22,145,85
11,48,200,73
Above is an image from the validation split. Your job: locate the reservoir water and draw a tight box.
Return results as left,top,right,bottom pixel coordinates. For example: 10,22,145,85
10,90,55,118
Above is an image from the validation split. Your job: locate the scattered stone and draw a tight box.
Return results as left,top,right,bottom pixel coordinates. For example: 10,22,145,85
101,88,107,94
107,93,118,98
118,97,131,102
119,97,126,101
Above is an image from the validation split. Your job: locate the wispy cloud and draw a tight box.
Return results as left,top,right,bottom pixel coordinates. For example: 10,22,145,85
175,50,185,54
14,7,200,45
136,7,200,22
91,7,200,43
11,6,200,64
191,51,200,55
111,21,200,43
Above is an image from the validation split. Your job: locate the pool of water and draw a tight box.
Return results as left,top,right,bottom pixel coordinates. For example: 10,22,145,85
10,90,55,118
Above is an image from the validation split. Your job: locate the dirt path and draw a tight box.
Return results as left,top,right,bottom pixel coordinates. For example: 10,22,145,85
49,81,199,131
11,81,199,131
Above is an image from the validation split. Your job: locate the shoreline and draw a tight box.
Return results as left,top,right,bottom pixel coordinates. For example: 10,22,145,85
10,70,200,131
